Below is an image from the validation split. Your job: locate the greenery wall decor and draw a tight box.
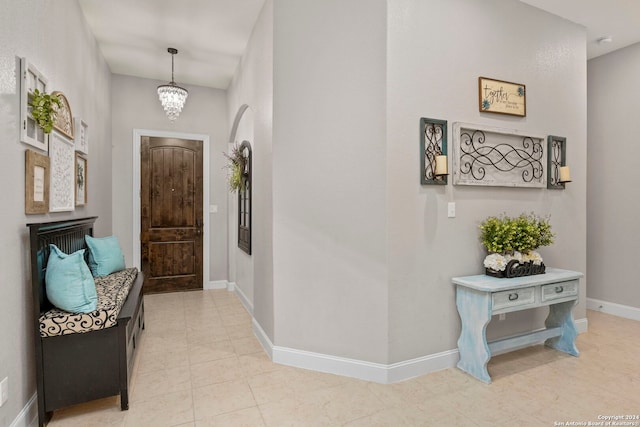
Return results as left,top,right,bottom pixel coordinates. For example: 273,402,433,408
223,144,247,192
29,89,61,134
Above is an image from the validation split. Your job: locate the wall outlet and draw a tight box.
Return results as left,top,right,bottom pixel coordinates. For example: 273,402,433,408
498,313,506,321
0,377,8,407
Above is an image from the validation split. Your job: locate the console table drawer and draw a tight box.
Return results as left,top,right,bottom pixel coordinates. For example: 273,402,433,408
492,287,535,310
541,280,578,302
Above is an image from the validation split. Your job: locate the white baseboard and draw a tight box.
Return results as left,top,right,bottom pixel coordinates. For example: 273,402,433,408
587,298,640,322
274,346,391,383
252,314,590,384
11,393,37,427
386,349,460,383
205,280,228,290
251,319,456,384
576,317,588,334
229,282,253,315
205,280,253,316
253,318,273,360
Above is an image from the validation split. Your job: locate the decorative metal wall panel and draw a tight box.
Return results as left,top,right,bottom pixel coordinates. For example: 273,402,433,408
452,123,545,188
420,117,447,185
547,135,566,190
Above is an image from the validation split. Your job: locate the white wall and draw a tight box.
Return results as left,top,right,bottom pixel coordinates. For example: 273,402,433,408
269,0,586,367
587,42,640,309
229,107,256,304
111,74,229,282
273,0,389,363
227,0,274,336
387,0,587,362
0,1,112,424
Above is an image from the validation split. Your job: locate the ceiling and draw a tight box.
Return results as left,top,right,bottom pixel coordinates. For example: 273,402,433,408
78,0,640,90
520,0,640,59
78,0,266,90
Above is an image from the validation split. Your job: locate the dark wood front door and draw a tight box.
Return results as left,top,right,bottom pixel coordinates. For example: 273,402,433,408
140,136,203,293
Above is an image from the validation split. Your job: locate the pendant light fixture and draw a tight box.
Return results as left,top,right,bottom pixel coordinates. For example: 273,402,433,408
157,47,188,121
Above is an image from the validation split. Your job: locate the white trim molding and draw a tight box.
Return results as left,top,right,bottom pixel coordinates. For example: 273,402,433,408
205,280,228,290
587,298,640,322
231,282,253,315
251,319,456,384
253,318,273,360
11,393,37,427
204,280,253,316
576,317,589,334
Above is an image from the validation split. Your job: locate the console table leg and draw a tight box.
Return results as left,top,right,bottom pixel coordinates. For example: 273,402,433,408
455,286,493,383
544,300,579,357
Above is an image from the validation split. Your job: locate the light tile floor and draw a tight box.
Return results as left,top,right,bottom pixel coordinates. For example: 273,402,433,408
49,290,640,426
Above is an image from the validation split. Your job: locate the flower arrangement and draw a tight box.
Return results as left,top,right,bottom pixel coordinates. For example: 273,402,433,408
223,144,246,192
29,89,62,134
480,213,554,277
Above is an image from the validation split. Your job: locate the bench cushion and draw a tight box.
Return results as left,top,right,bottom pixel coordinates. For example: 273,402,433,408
39,268,138,338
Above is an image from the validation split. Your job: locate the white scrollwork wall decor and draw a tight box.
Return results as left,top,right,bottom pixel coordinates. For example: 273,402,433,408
452,122,545,188
52,91,74,140
49,131,75,211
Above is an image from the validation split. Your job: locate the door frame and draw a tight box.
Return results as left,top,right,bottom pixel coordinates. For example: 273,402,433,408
132,129,210,287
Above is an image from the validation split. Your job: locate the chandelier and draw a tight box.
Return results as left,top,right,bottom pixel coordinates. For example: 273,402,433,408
157,47,188,121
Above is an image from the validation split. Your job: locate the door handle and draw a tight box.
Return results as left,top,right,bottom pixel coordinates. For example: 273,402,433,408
195,219,202,235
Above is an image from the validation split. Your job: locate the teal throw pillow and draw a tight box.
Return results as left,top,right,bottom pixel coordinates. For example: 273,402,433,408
85,235,126,277
45,244,97,313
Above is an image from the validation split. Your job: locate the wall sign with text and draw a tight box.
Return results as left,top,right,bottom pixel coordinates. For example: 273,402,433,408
478,77,526,117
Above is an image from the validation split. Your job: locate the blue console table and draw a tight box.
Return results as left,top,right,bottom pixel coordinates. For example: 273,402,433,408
452,268,583,383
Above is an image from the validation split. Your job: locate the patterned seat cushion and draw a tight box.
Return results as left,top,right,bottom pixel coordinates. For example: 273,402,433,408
39,268,138,338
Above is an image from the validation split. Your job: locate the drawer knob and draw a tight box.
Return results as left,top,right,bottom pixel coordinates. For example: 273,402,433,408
508,293,519,301
555,286,564,293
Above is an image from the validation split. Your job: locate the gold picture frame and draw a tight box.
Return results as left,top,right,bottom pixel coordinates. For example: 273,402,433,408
478,77,526,117
25,149,50,214
75,152,87,206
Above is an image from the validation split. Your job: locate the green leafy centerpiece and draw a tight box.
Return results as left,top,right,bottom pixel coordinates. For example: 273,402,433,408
479,213,554,278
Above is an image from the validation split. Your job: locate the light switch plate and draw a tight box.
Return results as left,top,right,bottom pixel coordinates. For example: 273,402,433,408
447,202,456,218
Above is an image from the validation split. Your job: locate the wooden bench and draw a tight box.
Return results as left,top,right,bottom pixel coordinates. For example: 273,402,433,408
28,217,145,426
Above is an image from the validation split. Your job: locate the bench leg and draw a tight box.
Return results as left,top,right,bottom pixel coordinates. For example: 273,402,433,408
121,390,129,411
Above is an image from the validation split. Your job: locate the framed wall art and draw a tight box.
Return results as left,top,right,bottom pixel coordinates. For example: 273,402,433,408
19,57,49,151
74,118,88,154
75,153,87,206
478,77,526,117
49,131,75,212
25,149,50,214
